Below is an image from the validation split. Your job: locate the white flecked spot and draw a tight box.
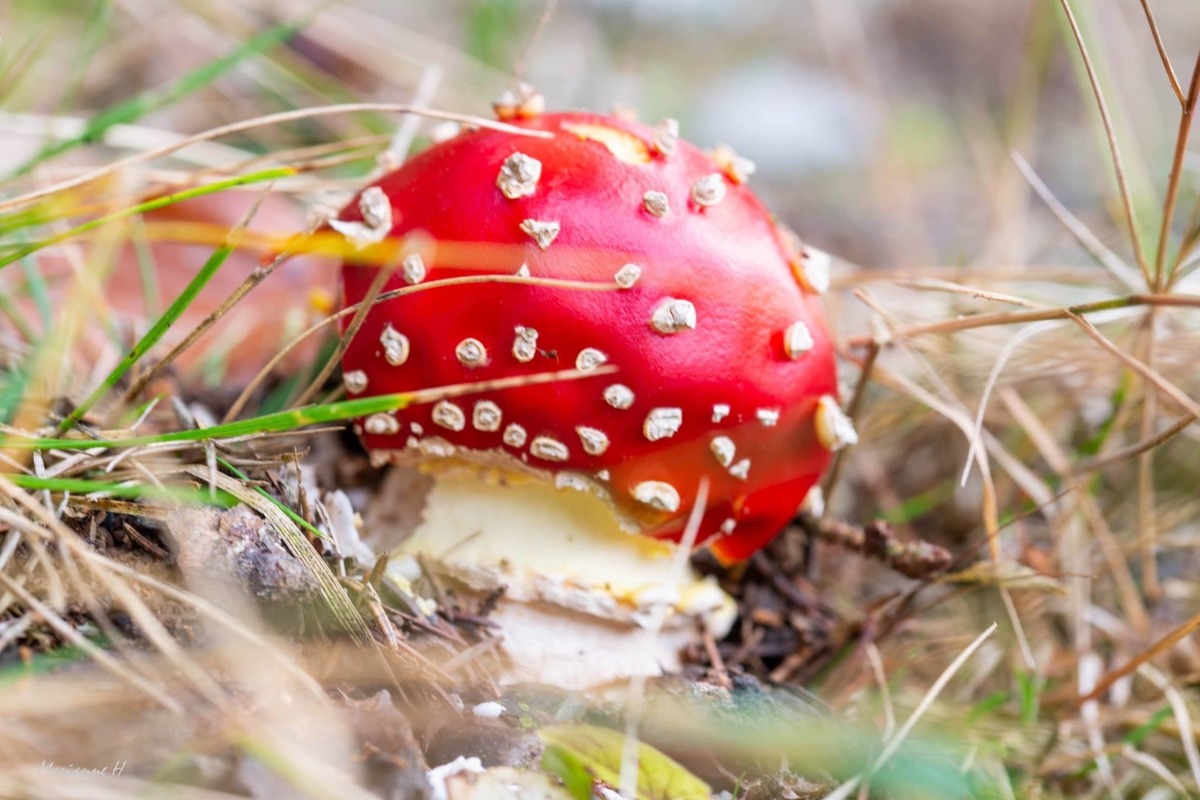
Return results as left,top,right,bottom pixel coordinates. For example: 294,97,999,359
710,436,735,467
643,190,669,217
520,218,560,249
801,486,826,516
329,186,391,249
516,262,530,278
472,701,505,718
343,370,368,394
502,423,527,448
720,518,737,534
650,298,696,334
712,144,756,184
380,324,410,366
555,472,593,493
691,173,726,207
472,400,502,432
492,82,544,120
496,152,541,200
653,117,679,157
576,426,610,456
512,326,538,363
604,384,635,410
815,395,858,451
784,321,815,359
410,422,424,435
712,403,730,423
575,348,608,372
643,407,682,441
614,263,642,288
432,401,466,432
455,338,488,368
418,437,456,458
597,469,611,481
798,246,832,294
757,408,781,427
364,413,398,435
530,436,569,462
429,121,461,143
632,481,680,512
729,459,750,480
401,253,426,285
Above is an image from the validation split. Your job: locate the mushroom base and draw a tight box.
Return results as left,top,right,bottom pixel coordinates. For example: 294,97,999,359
383,462,736,689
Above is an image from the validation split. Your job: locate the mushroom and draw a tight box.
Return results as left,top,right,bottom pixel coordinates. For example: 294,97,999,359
337,108,849,688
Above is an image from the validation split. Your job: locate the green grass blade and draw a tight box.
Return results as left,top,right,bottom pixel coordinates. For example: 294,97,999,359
8,474,237,506
217,457,325,539
0,167,294,274
57,242,237,432
7,18,306,178
5,366,614,451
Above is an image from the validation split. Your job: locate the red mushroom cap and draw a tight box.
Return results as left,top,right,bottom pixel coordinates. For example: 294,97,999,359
338,110,848,561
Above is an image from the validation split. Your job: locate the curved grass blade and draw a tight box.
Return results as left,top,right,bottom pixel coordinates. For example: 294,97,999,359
6,366,616,452
6,17,307,179
0,167,293,274
56,177,287,432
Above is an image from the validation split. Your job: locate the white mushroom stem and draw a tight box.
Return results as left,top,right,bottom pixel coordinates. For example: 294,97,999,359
383,463,736,690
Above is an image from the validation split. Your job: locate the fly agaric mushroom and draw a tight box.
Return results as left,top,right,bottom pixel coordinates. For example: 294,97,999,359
337,108,852,687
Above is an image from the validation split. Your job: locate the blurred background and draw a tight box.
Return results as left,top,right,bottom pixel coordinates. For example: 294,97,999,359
5,0,1199,270
3,2,1200,795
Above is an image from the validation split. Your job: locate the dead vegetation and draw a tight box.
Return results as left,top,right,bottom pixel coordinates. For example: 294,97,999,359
1,1,1200,798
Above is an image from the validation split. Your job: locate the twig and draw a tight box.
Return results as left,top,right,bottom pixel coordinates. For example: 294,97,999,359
1078,607,1200,704
223,272,619,422
1158,53,1200,288
797,514,952,580
1011,151,1142,292
822,623,998,800
0,103,553,215
845,292,1200,348
1055,0,1152,285
513,0,560,84
1136,0,1185,107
